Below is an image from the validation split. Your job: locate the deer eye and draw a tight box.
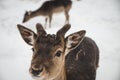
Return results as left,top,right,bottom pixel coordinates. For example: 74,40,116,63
55,50,62,57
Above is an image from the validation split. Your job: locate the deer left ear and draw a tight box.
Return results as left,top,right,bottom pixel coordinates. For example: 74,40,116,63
65,30,86,54
17,24,37,46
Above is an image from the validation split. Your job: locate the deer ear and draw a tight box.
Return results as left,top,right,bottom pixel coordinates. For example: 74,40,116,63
65,30,86,54
17,24,37,46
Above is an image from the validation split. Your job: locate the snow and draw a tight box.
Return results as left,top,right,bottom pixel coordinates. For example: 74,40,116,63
0,0,120,80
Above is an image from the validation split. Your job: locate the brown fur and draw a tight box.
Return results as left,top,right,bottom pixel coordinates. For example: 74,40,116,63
17,23,99,80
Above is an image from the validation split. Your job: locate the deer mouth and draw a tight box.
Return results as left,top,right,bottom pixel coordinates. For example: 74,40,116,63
30,71,45,80
31,75,45,80
29,68,43,76
31,72,47,80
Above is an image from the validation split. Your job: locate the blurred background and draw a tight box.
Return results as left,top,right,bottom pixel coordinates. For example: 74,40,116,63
0,0,120,80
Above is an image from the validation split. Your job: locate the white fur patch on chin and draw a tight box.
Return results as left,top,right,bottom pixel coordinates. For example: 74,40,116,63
32,75,45,80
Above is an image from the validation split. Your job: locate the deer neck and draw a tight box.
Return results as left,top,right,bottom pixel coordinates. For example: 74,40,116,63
28,11,40,19
53,60,67,80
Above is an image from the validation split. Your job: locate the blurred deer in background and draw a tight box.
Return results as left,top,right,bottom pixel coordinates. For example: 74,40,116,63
17,23,99,80
23,0,72,28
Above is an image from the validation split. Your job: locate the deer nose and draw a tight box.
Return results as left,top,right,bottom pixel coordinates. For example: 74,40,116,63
31,65,43,76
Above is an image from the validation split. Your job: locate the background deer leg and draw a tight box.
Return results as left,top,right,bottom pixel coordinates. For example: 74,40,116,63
49,15,52,28
65,11,69,24
44,17,48,29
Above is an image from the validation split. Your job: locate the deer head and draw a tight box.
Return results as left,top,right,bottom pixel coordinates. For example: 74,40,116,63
17,23,86,80
23,11,32,23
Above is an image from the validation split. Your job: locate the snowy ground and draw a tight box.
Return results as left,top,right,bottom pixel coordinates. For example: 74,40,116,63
0,0,120,80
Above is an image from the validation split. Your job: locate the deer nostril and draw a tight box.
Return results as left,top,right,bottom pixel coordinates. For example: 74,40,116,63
31,66,43,76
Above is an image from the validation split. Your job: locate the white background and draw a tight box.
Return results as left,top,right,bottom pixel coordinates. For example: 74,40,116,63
0,0,120,80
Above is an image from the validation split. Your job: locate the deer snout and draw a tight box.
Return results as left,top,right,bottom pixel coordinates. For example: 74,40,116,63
31,64,43,76
22,19,26,23
22,17,28,23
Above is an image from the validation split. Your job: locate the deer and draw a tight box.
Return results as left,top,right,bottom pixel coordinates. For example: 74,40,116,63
17,23,99,80
23,0,72,28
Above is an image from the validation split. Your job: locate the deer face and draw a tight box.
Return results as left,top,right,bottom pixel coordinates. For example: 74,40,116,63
23,11,31,23
29,35,65,80
17,23,86,80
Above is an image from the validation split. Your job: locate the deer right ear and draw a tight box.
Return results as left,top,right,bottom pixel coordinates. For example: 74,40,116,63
65,30,86,55
17,24,37,46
